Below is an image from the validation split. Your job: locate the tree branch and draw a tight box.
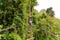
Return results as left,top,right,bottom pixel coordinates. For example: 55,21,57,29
0,27,15,34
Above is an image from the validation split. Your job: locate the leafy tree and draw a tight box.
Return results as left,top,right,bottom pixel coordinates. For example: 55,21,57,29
46,7,55,17
0,0,60,40
0,0,30,40
0,0,37,40
33,10,60,40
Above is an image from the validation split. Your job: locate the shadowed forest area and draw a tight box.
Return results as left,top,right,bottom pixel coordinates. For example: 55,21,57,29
0,0,60,40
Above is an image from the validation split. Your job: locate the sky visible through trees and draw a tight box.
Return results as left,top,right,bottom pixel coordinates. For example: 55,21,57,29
34,0,60,19
0,0,60,40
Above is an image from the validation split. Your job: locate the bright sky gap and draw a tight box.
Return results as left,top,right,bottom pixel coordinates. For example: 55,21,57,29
34,0,60,19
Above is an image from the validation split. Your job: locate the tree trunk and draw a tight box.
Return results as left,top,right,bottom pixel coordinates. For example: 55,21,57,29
26,0,34,40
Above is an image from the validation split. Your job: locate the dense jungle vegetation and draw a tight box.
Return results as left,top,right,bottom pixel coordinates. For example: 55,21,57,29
0,0,60,40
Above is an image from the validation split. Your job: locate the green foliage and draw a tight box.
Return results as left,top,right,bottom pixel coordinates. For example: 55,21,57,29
33,10,60,40
46,7,55,17
31,0,37,7
0,0,60,40
0,0,30,40
0,33,22,40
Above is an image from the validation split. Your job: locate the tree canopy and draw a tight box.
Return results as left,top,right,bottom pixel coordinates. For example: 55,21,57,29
0,0,60,40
